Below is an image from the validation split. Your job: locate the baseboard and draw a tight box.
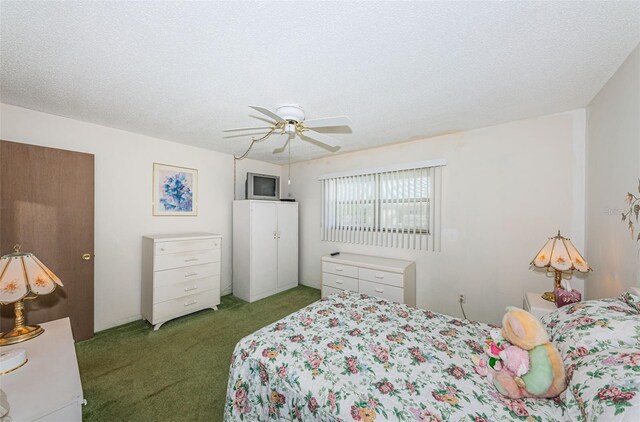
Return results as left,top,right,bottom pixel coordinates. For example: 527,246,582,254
299,280,321,289
95,284,298,332
95,314,142,333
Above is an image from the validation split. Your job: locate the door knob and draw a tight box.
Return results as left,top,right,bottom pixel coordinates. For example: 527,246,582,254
82,253,92,261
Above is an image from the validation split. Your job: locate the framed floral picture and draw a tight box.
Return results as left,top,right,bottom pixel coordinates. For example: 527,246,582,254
153,163,198,216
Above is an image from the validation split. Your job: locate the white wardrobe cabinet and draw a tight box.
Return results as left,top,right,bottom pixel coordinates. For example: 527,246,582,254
233,200,298,302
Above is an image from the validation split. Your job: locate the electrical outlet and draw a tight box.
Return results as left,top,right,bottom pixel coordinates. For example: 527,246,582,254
458,293,466,304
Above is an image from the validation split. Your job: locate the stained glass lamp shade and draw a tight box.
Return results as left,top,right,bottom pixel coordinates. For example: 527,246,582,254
0,246,63,345
530,231,591,302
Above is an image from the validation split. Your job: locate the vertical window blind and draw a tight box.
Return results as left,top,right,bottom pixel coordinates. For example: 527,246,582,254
319,160,444,251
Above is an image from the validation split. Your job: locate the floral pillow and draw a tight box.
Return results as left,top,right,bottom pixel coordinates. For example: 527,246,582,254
621,291,640,312
541,297,640,421
541,297,640,358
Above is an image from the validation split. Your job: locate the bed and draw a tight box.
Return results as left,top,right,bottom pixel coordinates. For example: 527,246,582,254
224,290,640,421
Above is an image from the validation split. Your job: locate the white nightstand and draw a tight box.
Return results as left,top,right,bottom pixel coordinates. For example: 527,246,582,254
523,292,557,319
2,317,84,421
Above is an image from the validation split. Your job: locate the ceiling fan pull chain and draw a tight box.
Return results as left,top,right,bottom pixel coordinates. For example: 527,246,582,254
288,134,292,186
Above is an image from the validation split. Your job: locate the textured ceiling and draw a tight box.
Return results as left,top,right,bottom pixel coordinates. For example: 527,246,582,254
1,1,638,164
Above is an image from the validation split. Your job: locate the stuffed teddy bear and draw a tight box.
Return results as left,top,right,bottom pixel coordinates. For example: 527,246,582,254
474,329,510,378
499,344,530,377
474,307,566,399
474,332,527,378
484,329,508,371
493,306,566,399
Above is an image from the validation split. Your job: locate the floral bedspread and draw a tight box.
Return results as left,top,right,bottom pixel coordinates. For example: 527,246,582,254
224,291,567,421
541,294,640,421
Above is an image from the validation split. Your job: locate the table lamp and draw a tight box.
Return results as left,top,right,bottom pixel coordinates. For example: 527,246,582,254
530,231,591,302
0,245,63,346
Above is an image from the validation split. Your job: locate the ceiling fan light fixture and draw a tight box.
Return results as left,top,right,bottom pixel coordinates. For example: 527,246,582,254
285,123,296,135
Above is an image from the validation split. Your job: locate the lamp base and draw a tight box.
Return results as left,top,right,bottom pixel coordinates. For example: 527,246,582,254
0,348,28,376
541,291,556,303
540,269,563,303
0,325,44,346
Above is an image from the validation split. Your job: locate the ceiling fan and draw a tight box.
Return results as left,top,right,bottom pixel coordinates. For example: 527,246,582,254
223,105,351,154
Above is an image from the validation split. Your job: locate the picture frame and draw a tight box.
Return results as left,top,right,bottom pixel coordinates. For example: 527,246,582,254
152,163,198,216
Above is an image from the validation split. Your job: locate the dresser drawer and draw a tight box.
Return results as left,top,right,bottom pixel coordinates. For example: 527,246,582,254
322,261,358,278
321,285,344,299
154,275,220,303
153,289,219,321
359,279,404,303
358,268,403,288
322,272,358,292
154,262,220,287
155,238,220,255
154,249,220,271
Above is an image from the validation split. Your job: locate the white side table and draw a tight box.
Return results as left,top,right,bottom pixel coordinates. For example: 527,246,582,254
1,317,84,421
523,292,557,319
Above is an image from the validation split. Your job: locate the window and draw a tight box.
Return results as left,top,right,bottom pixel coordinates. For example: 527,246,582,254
320,160,444,250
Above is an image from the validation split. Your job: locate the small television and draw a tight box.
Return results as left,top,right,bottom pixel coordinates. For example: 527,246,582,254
246,172,280,200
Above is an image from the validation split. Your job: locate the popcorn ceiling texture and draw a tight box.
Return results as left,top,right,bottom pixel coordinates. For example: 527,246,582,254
1,1,638,164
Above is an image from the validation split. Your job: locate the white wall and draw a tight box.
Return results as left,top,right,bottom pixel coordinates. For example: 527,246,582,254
0,102,595,327
0,103,276,331
586,44,640,299
286,110,586,324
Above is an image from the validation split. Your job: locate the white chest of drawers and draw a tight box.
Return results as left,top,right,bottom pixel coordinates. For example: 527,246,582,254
142,232,221,330
321,253,416,306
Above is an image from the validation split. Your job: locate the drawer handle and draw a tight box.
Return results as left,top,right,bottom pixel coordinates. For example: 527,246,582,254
184,258,199,262
374,273,385,279
375,288,384,293
184,300,198,307
335,266,343,271
185,272,198,278
184,286,198,292
335,280,344,284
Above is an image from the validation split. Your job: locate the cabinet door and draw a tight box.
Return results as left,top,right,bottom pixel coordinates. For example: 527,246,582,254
277,203,298,288
250,202,278,297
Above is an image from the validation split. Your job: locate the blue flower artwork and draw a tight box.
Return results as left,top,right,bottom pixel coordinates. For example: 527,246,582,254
153,164,198,216
159,171,193,211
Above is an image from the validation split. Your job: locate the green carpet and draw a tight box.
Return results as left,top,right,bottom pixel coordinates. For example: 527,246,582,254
76,286,320,422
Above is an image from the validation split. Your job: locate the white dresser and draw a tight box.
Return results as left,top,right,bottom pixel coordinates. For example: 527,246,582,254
321,253,416,306
142,232,222,330
2,318,84,421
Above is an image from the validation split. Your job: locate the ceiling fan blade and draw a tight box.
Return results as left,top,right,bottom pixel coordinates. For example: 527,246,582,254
249,105,285,123
272,138,290,154
302,129,341,149
222,126,272,132
249,114,277,125
304,116,351,128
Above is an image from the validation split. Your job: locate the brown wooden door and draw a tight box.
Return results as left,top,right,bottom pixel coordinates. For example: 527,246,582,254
0,140,95,341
